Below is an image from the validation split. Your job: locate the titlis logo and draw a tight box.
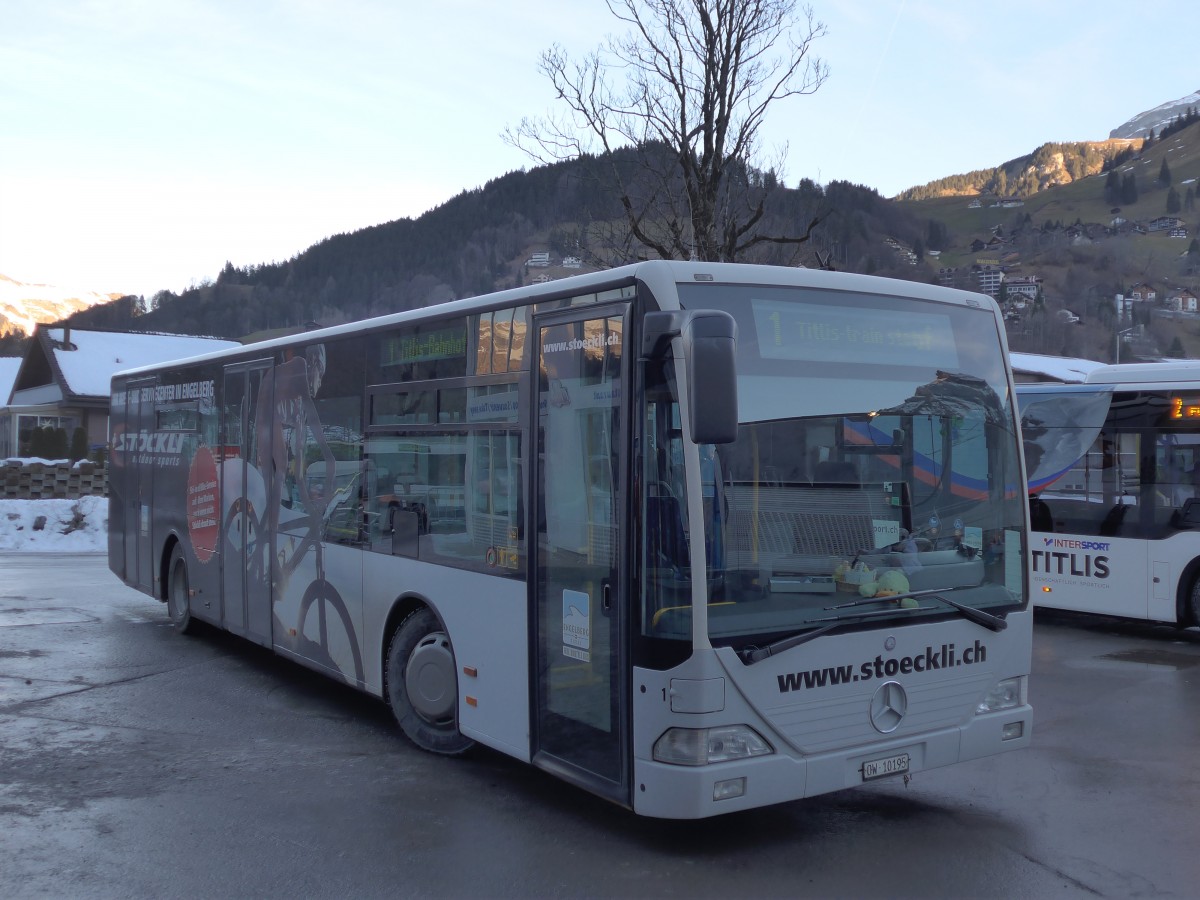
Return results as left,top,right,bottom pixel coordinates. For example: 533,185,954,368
1030,537,1110,579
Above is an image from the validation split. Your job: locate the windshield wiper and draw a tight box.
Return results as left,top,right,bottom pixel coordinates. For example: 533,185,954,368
742,607,924,664
827,585,1007,632
742,588,1009,665
742,622,841,663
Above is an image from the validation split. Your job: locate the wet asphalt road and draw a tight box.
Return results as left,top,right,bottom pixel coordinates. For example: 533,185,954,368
2,552,1199,899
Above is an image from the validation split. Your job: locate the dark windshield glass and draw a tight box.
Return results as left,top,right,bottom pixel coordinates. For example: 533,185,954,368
638,282,1027,649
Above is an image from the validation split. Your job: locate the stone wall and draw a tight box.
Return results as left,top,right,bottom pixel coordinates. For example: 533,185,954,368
1,460,109,500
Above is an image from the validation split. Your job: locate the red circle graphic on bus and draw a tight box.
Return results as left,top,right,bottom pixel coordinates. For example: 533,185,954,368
187,446,220,563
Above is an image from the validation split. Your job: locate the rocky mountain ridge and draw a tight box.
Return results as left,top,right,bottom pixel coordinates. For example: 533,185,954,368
1110,88,1200,139
0,274,121,338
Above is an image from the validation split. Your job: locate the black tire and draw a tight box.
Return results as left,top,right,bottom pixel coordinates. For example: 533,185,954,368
1188,577,1200,627
385,607,474,755
166,545,195,633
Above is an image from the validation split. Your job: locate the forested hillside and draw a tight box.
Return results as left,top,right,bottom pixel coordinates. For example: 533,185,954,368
60,148,928,341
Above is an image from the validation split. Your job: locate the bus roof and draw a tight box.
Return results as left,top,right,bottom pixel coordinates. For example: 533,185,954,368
111,260,1001,381
1084,361,1200,385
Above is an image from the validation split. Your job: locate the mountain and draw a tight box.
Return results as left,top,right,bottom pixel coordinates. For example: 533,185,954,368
0,275,122,338
1110,89,1200,139
895,140,1142,201
44,88,1200,366
64,152,920,341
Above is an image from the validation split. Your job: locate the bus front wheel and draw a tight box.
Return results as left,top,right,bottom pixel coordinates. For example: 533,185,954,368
385,608,474,756
167,545,195,633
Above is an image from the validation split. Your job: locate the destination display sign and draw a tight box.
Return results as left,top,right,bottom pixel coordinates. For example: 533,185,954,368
382,325,467,366
751,298,961,369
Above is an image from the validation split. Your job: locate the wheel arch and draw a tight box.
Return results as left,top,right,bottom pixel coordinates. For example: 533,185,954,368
158,532,183,603
380,592,443,693
1175,555,1200,626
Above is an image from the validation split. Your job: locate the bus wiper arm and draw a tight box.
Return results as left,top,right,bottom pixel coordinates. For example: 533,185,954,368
827,586,1007,632
931,593,1007,632
744,590,1008,665
742,622,841,663
827,585,1007,632
827,585,976,611
742,606,926,664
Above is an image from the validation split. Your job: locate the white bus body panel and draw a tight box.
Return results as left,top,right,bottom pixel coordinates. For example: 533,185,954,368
1031,529,1191,623
361,554,531,761
631,613,1033,819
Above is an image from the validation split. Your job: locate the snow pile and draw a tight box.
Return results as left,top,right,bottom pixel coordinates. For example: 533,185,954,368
0,495,108,552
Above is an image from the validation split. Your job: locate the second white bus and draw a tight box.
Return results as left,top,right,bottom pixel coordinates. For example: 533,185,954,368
1018,361,1200,625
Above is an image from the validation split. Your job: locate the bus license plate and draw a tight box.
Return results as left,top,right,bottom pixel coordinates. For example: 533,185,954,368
862,753,910,781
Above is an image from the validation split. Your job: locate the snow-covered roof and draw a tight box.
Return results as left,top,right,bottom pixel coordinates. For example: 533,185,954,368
0,356,21,405
1009,352,1106,384
46,328,240,398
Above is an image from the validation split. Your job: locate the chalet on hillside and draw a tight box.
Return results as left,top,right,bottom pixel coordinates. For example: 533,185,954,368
1128,282,1157,303
1150,216,1183,232
1168,289,1199,313
1,325,238,458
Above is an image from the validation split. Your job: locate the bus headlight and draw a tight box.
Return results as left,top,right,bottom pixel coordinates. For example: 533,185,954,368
976,676,1025,714
652,726,773,766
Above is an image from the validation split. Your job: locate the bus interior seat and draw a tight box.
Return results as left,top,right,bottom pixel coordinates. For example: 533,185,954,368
1099,502,1129,536
1172,497,1200,528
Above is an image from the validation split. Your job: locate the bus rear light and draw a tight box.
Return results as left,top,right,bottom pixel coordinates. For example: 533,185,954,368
653,726,773,766
1041,586,1052,593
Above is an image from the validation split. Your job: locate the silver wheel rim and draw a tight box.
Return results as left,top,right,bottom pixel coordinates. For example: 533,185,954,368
405,632,455,723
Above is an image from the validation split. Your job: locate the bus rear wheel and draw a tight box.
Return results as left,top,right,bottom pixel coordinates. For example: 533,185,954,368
167,545,195,633
1188,578,1200,627
385,608,474,756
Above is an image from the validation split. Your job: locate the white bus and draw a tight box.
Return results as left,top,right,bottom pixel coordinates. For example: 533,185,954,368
109,260,1032,818
1018,361,1200,625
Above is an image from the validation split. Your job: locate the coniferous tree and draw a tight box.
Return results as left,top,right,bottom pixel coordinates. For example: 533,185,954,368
69,427,88,462
50,427,69,460
1167,188,1181,214
1104,169,1120,205
1159,158,1172,188
1121,173,1139,205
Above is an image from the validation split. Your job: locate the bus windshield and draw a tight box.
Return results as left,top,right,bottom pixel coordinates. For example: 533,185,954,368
641,282,1028,648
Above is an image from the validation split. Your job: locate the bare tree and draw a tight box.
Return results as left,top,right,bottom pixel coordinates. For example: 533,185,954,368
505,0,830,264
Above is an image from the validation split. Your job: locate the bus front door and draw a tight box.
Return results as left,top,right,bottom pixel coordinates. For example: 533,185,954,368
220,360,273,645
532,305,629,804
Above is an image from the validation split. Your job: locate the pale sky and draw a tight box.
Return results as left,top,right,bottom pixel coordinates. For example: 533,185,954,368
1,0,1194,300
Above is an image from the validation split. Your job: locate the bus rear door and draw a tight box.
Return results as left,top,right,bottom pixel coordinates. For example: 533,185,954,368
220,360,274,645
